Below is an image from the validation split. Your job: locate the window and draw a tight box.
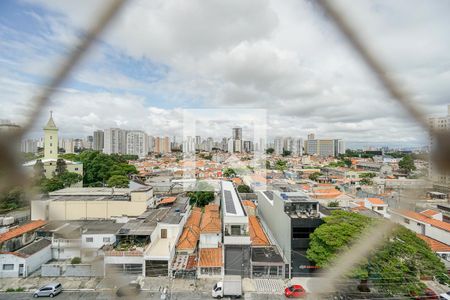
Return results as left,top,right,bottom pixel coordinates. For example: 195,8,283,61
377,207,384,211
103,237,110,243
3,264,14,270
50,150,52,154
404,218,410,224
50,136,52,140
293,227,315,239
86,237,93,243
161,229,167,238
50,143,52,146
75,168,78,171
231,225,241,235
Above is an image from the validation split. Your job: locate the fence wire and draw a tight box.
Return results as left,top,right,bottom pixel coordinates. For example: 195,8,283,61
0,0,449,299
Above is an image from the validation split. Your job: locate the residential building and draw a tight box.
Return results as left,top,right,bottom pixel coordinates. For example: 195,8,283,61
221,181,251,277
0,239,51,278
257,190,323,277
104,128,127,154
274,137,283,155
390,209,450,245
93,130,104,151
231,128,242,153
198,204,223,277
126,130,149,158
428,104,450,193
362,198,388,218
154,137,171,154
21,139,38,154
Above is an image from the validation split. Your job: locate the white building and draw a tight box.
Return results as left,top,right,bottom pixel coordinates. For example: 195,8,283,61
104,128,127,154
274,137,283,155
126,130,149,158
0,239,52,278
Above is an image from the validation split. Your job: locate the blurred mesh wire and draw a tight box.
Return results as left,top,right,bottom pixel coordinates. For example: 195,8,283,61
0,0,448,299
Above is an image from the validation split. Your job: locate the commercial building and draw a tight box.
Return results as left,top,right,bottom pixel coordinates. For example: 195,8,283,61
257,190,323,277
305,135,345,157
93,130,104,151
31,186,154,221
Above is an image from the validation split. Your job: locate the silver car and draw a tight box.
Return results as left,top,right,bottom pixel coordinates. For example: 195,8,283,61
33,283,62,298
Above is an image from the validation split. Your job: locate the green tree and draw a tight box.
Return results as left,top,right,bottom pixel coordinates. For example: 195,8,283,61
360,172,376,178
343,158,352,168
399,155,416,174
188,181,215,207
41,177,65,193
265,148,275,154
237,185,252,193
274,160,288,172
223,168,237,178
265,160,271,170
59,172,82,187
55,158,67,176
282,150,292,157
0,187,25,213
107,175,129,188
307,211,448,296
309,172,322,181
360,178,373,185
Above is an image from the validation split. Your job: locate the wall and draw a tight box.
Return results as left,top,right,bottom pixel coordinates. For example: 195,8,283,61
257,192,291,263
81,233,116,250
0,254,24,278
199,233,221,248
25,243,52,276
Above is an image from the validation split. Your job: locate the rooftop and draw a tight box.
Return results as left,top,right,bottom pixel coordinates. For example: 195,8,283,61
198,247,222,267
248,216,270,246
417,234,450,252
367,198,386,205
0,220,47,243
16,238,51,256
251,246,284,264
221,181,246,217
392,209,450,232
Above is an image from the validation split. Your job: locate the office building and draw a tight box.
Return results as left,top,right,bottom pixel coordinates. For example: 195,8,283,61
305,137,345,157
231,128,243,153
258,190,323,277
126,130,149,158
93,130,104,151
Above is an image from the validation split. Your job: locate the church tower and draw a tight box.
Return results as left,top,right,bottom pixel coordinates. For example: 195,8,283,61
44,111,58,159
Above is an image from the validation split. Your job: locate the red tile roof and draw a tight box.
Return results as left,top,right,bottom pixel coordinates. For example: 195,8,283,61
393,209,450,232
198,247,222,267
242,200,256,209
417,234,450,252
248,216,270,246
367,198,385,205
176,226,200,251
420,209,440,217
0,220,47,243
159,197,177,205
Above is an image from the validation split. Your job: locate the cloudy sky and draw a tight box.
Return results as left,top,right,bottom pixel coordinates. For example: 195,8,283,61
1,0,449,147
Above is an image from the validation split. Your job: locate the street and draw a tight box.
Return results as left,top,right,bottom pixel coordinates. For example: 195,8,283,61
0,291,286,300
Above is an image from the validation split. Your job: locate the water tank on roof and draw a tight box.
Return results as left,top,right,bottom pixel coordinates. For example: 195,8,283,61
3,217,14,225
280,193,288,200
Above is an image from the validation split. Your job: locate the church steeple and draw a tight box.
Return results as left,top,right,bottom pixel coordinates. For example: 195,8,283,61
43,111,58,159
44,110,57,130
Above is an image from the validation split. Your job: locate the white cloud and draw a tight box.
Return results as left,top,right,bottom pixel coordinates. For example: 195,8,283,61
3,0,450,145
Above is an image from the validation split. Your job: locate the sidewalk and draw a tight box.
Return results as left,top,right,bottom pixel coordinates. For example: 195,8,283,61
0,277,101,292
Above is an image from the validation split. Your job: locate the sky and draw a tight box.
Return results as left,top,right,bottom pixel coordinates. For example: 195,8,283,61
1,0,449,147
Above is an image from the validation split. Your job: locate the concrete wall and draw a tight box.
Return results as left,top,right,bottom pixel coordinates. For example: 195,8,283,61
42,263,102,277
257,192,291,262
199,233,221,248
81,233,116,250
0,254,24,278
26,244,52,276
0,243,51,278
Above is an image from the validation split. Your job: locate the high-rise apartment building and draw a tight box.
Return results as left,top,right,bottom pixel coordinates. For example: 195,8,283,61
104,128,127,154
93,130,104,151
126,130,149,158
274,137,283,155
243,140,253,153
154,136,171,154
429,104,450,192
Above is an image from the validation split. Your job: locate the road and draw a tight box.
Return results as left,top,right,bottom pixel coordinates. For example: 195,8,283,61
0,291,286,300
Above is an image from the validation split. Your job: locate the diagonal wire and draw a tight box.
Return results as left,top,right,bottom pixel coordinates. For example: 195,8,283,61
16,0,128,139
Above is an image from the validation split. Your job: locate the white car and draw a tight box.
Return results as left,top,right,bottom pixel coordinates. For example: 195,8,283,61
439,292,450,300
33,283,62,298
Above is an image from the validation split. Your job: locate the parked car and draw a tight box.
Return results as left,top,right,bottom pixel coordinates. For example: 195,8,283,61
33,283,62,298
284,284,306,298
439,291,450,300
116,282,141,297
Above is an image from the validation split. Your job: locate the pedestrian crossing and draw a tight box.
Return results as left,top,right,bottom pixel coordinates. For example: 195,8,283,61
254,279,285,294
